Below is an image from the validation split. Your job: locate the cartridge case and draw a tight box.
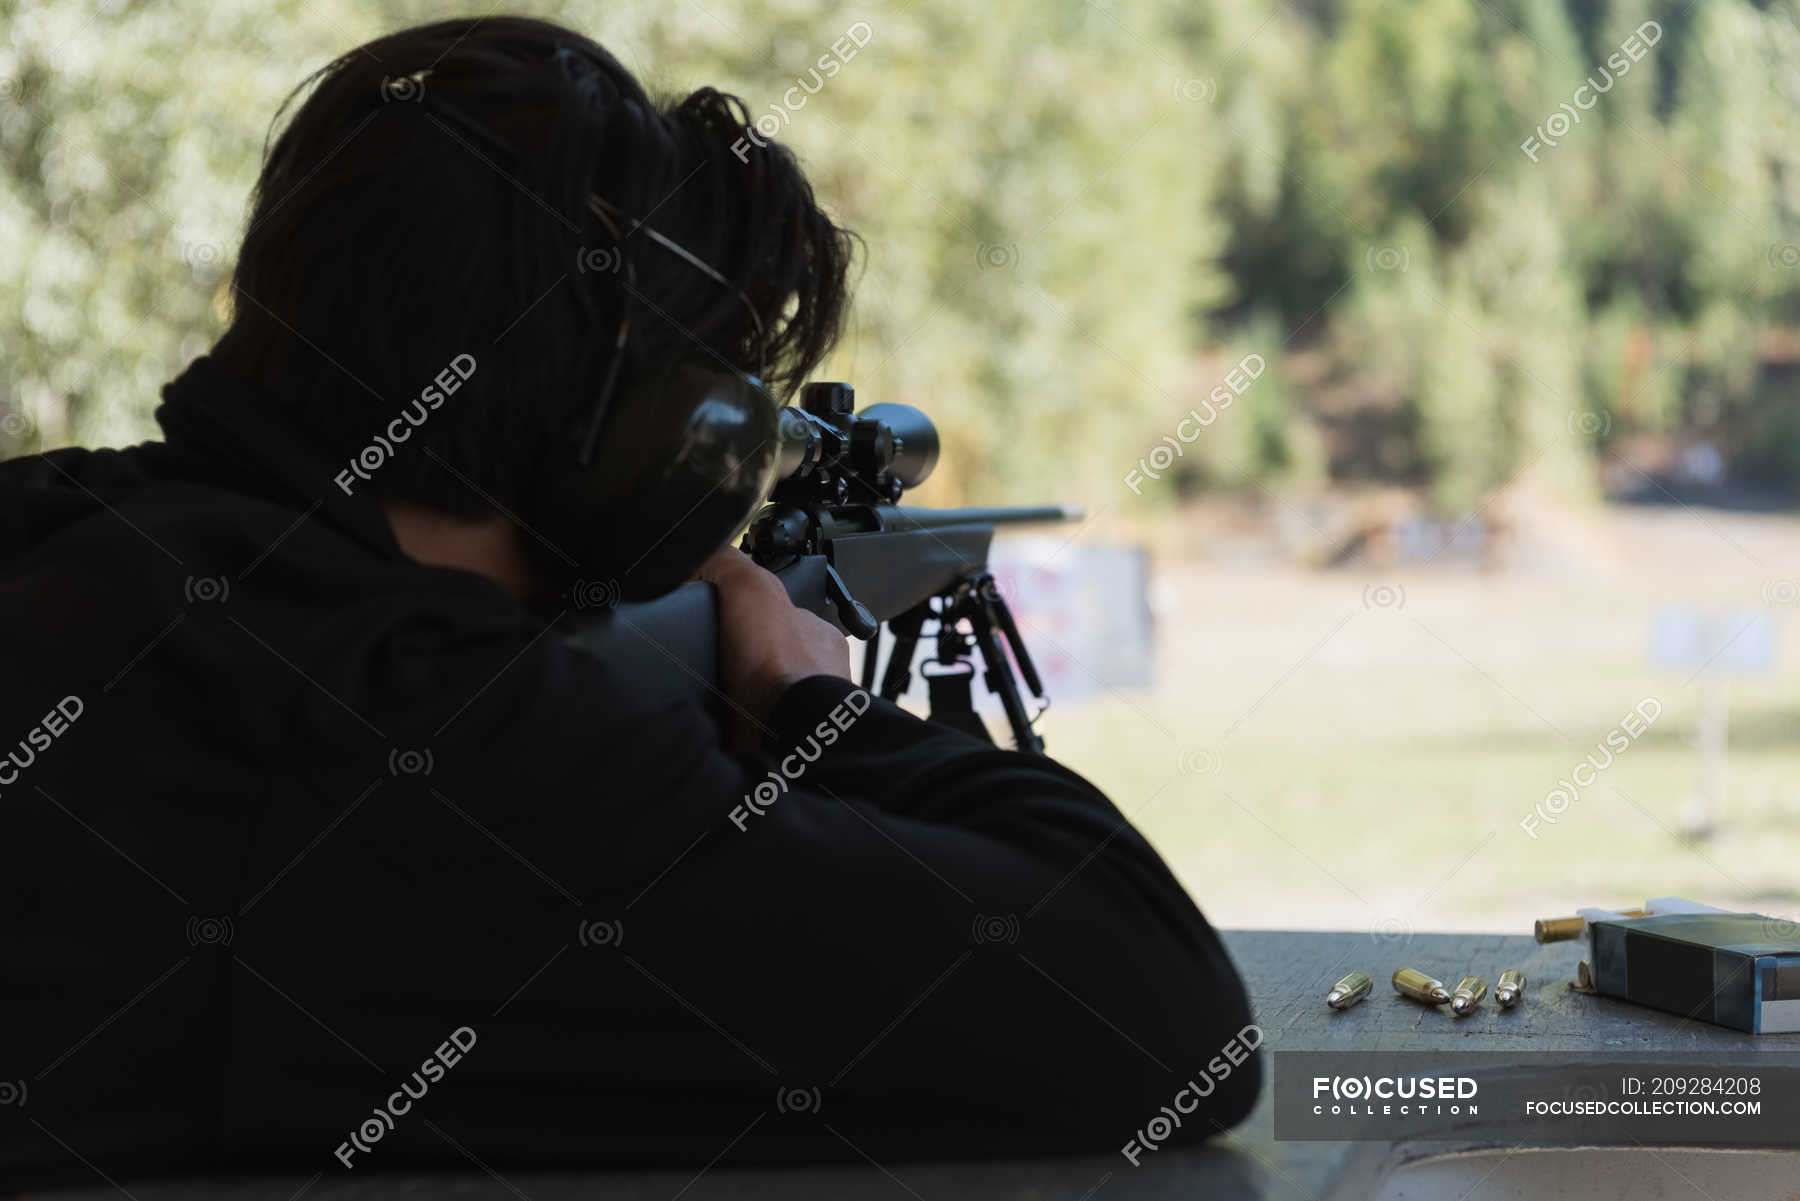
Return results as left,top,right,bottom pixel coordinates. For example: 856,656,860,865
1392,968,1451,1005
1536,910,1650,944
1495,969,1527,1007
1450,974,1487,1016
1326,971,1373,1010
1534,916,1585,944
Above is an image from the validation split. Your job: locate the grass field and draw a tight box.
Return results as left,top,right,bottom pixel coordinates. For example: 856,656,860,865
1027,503,1800,936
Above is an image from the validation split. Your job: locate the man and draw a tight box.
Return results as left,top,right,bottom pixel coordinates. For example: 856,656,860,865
0,16,1258,1184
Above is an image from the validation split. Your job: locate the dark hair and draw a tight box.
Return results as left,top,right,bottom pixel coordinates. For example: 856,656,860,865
213,16,857,519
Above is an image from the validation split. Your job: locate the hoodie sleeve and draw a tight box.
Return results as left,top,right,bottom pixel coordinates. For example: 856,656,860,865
590,671,1262,1157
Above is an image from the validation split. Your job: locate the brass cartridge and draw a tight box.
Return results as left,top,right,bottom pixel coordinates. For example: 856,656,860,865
1326,971,1374,1010
1392,968,1451,1005
1536,910,1650,944
1534,916,1584,943
1450,975,1487,1016
1495,969,1527,1007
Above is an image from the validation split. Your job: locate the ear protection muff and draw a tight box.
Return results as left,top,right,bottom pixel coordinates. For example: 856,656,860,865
532,194,781,603
535,357,778,602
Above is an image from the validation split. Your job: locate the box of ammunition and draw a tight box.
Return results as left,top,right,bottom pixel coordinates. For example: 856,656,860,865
1589,913,1800,1034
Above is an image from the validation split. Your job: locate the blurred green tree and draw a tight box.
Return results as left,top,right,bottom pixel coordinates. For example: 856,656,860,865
2,0,1798,514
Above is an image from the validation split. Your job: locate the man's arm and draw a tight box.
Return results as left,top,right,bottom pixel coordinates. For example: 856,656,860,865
743,675,1263,1150
573,549,1261,1157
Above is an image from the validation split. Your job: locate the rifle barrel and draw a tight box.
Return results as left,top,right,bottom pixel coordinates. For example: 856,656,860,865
881,504,1083,532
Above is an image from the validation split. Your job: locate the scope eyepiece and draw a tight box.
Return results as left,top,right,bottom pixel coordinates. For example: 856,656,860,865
773,406,830,483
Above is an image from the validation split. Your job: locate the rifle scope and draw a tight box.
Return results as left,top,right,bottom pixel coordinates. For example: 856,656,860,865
772,383,939,506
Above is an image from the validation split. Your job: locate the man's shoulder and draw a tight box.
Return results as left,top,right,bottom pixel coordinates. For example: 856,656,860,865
1,439,725,784
2,439,327,572
0,443,603,725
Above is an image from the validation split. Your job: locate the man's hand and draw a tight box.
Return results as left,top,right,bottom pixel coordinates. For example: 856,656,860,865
696,548,850,732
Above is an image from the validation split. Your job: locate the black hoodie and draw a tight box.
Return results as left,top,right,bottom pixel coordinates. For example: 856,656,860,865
0,357,1258,1185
